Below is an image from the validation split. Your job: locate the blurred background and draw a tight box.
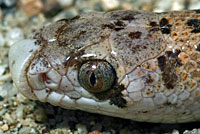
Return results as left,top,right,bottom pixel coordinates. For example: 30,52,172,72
0,0,200,134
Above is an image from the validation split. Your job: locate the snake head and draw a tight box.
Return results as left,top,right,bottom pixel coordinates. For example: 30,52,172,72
8,11,130,115
9,10,199,123
8,10,165,122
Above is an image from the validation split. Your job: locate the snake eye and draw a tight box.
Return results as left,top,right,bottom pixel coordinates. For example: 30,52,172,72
78,60,116,93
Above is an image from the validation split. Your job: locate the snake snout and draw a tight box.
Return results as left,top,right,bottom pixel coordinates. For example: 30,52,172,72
9,39,40,100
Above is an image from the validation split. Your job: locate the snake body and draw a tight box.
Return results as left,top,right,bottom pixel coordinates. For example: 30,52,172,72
9,10,200,123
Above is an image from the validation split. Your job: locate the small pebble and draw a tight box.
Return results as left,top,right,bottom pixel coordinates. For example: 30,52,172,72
5,28,24,46
183,129,200,134
0,34,5,46
121,2,133,10
50,128,71,134
29,122,38,128
3,0,16,7
171,0,184,11
0,82,17,98
3,113,15,124
172,129,180,134
0,95,3,101
16,93,27,102
16,104,24,119
1,124,9,131
0,85,7,97
119,128,132,134
101,0,120,11
89,130,102,134
18,0,43,16
33,107,48,123
0,109,6,118
153,0,172,12
41,0,62,18
76,124,88,134
19,127,39,134
57,0,73,8
20,118,34,126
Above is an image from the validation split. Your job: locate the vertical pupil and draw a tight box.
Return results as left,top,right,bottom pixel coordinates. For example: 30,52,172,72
90,72,96,86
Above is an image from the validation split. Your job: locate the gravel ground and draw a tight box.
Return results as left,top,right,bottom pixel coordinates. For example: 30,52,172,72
1,0,200,134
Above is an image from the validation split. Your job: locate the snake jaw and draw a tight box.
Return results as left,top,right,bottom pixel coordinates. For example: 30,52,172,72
9,39,40,100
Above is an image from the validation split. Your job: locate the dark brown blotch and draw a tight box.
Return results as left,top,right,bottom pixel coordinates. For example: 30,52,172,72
102,20,126,31
145,74,154,84
113,20,126,31
157,50,182,89
128,31,142,39
101,23,115,29
157,56,166,71
114,20,125,27
150,21,158,27
93,84,127,108
159,18,171,34
121,14,135,21
187,19,200,33
148,21,160,32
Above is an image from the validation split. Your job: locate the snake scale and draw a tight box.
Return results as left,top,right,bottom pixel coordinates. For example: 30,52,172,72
9,10,200,123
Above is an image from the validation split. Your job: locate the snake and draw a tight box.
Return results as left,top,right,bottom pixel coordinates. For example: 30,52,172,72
8,10,200,123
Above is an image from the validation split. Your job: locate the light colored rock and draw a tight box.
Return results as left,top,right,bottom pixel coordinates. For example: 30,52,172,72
3,0,16,7
18,0,43,16
153,0,184,12
0,82,17,98
153,0,172,12
0,121,3,126
172,130,180,134
57,0,73,8
101,0,120,11
5,28,24,46
0,34,5,46
4,113,15,124
189,0,200,10
16,104,24,119
19,127,39,134
76,124,88,134
33,107,48,123
171,0,184,11
1,124,9,131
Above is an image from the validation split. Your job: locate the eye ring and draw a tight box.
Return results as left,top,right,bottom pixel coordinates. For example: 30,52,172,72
78,60,116,93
